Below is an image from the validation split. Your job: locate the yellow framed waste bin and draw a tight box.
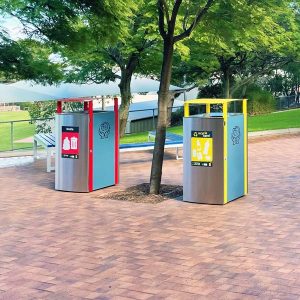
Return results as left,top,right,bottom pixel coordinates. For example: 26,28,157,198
183,99,248,204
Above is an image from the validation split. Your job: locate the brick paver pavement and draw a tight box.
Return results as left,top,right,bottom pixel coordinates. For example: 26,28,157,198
0,134,300,300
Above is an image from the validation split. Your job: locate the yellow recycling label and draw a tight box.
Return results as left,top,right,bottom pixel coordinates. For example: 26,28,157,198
191,131,213,167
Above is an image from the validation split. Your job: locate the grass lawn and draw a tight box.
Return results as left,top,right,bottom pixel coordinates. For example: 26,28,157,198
121,108,300,144
120,131,150,144
0,111,35,151
247,109,300,131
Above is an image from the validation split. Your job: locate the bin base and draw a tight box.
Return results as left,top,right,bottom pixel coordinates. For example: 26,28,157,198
55,183,116,193
182,194,246,205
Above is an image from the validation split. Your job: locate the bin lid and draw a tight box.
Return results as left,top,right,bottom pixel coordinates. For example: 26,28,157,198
185,98,247,105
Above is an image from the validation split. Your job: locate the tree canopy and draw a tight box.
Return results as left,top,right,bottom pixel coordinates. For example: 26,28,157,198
1,0,300,193
2,0,161,136
0,15,63,83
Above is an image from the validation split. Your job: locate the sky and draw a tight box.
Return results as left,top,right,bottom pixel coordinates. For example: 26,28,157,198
0,15,62,63
0,16,26,40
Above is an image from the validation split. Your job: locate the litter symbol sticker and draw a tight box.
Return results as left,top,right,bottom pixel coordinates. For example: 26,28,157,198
191,131,213,167
61,126,79,159
98,122,111,139
231,126,241,145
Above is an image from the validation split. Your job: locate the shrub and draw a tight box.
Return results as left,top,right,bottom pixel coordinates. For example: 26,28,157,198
27,101,83,133
235,85,276,115
171,105,205,126
27,101,56,133
171,107,184,126
14,102,32,111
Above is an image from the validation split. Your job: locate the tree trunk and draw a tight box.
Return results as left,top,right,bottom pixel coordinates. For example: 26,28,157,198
241,85,247,98
224,68,230,98
149,38,174,194
296,77,300,104
219,57,232,99
118,70,132,137
101,96,105,110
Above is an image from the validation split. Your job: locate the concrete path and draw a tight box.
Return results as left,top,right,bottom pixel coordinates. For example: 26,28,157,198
0,135,299,299
14,136,34,143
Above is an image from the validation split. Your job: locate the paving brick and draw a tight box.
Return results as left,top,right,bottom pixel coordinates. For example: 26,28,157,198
0,135,300,299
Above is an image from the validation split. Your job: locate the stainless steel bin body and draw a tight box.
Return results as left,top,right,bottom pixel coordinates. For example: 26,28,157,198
183,99,248,205
54,98,119,193
183,116,224,204
55,112,89,192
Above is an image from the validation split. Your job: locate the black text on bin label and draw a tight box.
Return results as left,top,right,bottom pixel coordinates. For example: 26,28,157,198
191,162,212,167
191,131,212,138
62,126,79,133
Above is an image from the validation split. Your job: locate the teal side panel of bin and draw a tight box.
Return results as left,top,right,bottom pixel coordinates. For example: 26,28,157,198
93,111,115,190
227,114,244,202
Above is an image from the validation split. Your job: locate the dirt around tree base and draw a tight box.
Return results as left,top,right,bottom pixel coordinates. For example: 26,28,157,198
98,183,183,204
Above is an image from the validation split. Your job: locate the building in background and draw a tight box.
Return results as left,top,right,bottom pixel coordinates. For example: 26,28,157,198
123,99,184,134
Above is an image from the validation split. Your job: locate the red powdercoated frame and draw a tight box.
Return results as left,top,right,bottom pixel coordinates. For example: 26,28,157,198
56,98,119,192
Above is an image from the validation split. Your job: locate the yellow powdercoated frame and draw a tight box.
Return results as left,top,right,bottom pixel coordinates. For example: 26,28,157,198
184,98,248,204
242,99,248,195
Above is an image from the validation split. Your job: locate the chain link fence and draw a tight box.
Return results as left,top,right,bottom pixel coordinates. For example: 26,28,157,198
275,95,300,111
0,118,54,152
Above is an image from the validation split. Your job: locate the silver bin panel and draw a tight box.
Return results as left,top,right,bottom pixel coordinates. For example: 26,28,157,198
183,116,224,204
55,113,89,192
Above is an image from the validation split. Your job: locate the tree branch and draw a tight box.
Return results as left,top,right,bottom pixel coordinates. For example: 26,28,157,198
105,47,125,69
113,73,122,80
162,0,170,24
170,0,183,29
126,38,156,73
174,0,214,43
158,0,167,39
182,7,190,32
231,59,292,95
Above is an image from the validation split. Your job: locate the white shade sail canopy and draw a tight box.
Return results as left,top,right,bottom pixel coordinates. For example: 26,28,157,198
0,78,183,103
